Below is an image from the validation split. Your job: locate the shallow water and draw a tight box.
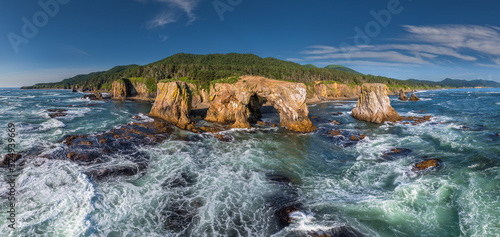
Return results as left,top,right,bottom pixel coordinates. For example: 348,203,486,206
0,88,499,236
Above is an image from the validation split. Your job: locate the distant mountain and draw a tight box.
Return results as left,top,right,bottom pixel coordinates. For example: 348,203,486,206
408,78,500,88
324,65,363,75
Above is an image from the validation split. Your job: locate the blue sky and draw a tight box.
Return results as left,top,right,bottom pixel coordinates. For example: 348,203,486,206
1,0,500,87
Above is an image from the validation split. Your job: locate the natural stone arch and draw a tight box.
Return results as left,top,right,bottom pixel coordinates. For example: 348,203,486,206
206,76,317,132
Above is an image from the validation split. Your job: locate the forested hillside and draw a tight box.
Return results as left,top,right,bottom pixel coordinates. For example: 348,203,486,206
22,53,436,91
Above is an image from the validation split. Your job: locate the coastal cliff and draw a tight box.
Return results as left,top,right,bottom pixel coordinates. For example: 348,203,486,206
111,78,156,100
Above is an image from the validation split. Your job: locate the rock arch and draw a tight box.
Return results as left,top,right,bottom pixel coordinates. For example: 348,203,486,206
205,76,317,132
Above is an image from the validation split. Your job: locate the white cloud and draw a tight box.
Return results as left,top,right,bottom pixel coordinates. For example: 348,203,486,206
146,0,200,29
403,24,500,56
297,24,500,68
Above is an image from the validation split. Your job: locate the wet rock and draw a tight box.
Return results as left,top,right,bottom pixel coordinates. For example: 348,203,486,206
350,135,359,141
381,148,412,160
398,89,408,101
276,203,302,227
330,120,341,125
409,93,420,101
163,198,203,233
1,154,22,167
412,159,441,172
85,164,145,179
72,89,77,93
256,121,267,126
331,112,344,116
266,173,293,185
327,129,342,136
212,133,234,142
352,83,402,123
163,172,197,189
270,123,278,128
402,116,432,125
311,116,320,119
47,109,68,118
497,133,500,137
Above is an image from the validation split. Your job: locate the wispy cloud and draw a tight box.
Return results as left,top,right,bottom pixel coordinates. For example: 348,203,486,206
146,0,200,29
403,24,500,56
297,24,500,68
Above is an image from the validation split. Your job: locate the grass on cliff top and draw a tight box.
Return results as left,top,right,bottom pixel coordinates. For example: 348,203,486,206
160,76,241,93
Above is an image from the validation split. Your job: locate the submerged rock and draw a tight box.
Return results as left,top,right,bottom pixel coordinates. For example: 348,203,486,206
304,225,365,237
398,89,408,101
381,148,412,160
412,159,441,172
276,203,303,227
409,93,420,101
47,109,68,118
330,120,341,125
206,76,317,133
351,83,402,123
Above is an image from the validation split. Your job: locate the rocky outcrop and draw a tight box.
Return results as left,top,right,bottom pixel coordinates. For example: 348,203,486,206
112,80,128,100
398,89,408,101
352,83,402,123
149,82,192,129
83,90,104,100
409,93,420,101
205,76,317,132
412,159,441,172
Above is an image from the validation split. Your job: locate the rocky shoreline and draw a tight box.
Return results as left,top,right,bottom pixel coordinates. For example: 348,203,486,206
7,77,457,235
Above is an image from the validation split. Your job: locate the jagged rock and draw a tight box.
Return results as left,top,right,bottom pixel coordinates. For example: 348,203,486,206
351,83,402,123
149,81,192,129
409,93,420,101
206,76,317,133
398,89,408,101
412,159,441,172
350,135,359,141
381,148,412,160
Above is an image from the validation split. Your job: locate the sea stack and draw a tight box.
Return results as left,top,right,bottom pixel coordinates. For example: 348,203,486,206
112,79,128,100
149,81,192,129
409,93,420,101
398,89,408,101
351,83,402,123
206,76,317,132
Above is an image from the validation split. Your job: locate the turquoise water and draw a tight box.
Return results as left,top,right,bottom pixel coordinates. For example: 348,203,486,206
0,88,499,236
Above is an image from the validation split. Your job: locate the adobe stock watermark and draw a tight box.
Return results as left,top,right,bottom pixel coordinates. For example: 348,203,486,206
7,0,71,54
213,0,243,21
339,0,405,61
5,123,18,230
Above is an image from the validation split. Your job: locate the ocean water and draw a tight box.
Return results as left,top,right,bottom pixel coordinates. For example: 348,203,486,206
0,88,499,236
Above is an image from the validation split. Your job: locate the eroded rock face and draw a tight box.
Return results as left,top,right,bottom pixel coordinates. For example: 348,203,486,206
352,83,402,123
112,80,128,100
150,81,192,129
398,89,408,101
409,93,420,101
205,76,317,132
